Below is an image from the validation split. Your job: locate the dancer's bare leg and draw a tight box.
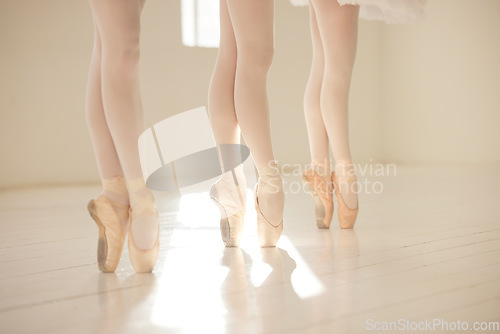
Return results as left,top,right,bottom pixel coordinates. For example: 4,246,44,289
226,0,284,226
310,0,359,208
304,4,330,177
88,0,157,249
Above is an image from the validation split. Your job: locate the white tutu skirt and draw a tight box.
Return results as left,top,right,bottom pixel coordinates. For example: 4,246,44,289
290,0,427,24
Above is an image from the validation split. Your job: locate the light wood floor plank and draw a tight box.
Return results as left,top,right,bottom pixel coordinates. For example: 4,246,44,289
1,166,499,333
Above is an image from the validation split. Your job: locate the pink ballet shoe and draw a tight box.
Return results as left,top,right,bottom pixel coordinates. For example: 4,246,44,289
302,168,334,229
210,181,246,247
87,195,128,273
127,201,159,273
254,181,284,248
332,172,359,229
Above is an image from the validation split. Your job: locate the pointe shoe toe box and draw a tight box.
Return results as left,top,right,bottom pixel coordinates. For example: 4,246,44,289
254,183,284,248
87,196,125,273
127,207,160,273
332,172,359,229
302,169,334,229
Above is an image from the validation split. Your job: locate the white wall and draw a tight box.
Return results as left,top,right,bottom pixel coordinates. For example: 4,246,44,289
0,0,498,189
381,0,500,164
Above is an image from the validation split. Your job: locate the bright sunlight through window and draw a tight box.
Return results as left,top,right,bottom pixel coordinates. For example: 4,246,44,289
181,0,220,48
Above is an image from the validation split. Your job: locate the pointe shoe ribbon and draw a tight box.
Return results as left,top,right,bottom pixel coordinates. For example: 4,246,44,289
254,183,283,247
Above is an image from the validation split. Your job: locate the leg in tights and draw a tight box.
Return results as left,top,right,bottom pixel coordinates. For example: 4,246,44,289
86,21,130,231
226,0,275,173
227,0,284,226
86,22,125,182
304,4,330,177
309,0,359,209
87,0,158,249
208,0,246,213
208,0,239,147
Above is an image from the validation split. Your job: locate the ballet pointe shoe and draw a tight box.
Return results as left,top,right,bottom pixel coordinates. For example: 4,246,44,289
332,172,359,229
126,178,160,273
302,168,334,229
210,165,247,247
127,210,159,273
127,198,160,273
254,182,284,248
87,195,127,273
210,184,246,247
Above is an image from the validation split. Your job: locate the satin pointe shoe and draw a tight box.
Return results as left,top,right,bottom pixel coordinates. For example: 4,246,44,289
302,168,334,229
210,166,247,247
254,171,284,248
127,198,160,273
87,195,127,273
332,171,359,229
128,210,159,273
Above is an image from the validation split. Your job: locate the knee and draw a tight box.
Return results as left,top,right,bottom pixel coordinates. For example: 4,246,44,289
238,44,274,73
216,43,237,71
103,39,141,74
117,44,141,69
323,62,353,89
324,52,355,79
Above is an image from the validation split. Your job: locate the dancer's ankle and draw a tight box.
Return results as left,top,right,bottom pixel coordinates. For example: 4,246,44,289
212,165,247,214
311,159,331,177
256,161,284,227
102,175,129,231
126,178,155,210
257,160,280,178
102,175,129,204
220,165,247,188
334,160,358,209
126,177,159,250
257,161,283,195
334,160,356,178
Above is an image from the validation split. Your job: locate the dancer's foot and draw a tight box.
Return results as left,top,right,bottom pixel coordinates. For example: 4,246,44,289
126,178,159,273
210,165,247,247
87,175,129,273
302,166,334,229
87,195,126,273
102,176,129,237
333,161,359,229
255,161,284,247
334,161,358,210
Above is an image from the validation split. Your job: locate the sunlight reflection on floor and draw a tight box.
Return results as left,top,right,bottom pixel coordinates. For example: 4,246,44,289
150,190,327,331
151,246,229,332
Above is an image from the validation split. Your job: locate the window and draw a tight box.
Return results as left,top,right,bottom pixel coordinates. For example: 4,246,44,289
181,0,220,48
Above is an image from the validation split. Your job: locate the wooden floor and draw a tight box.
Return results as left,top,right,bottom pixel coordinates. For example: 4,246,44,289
1,165,499,334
